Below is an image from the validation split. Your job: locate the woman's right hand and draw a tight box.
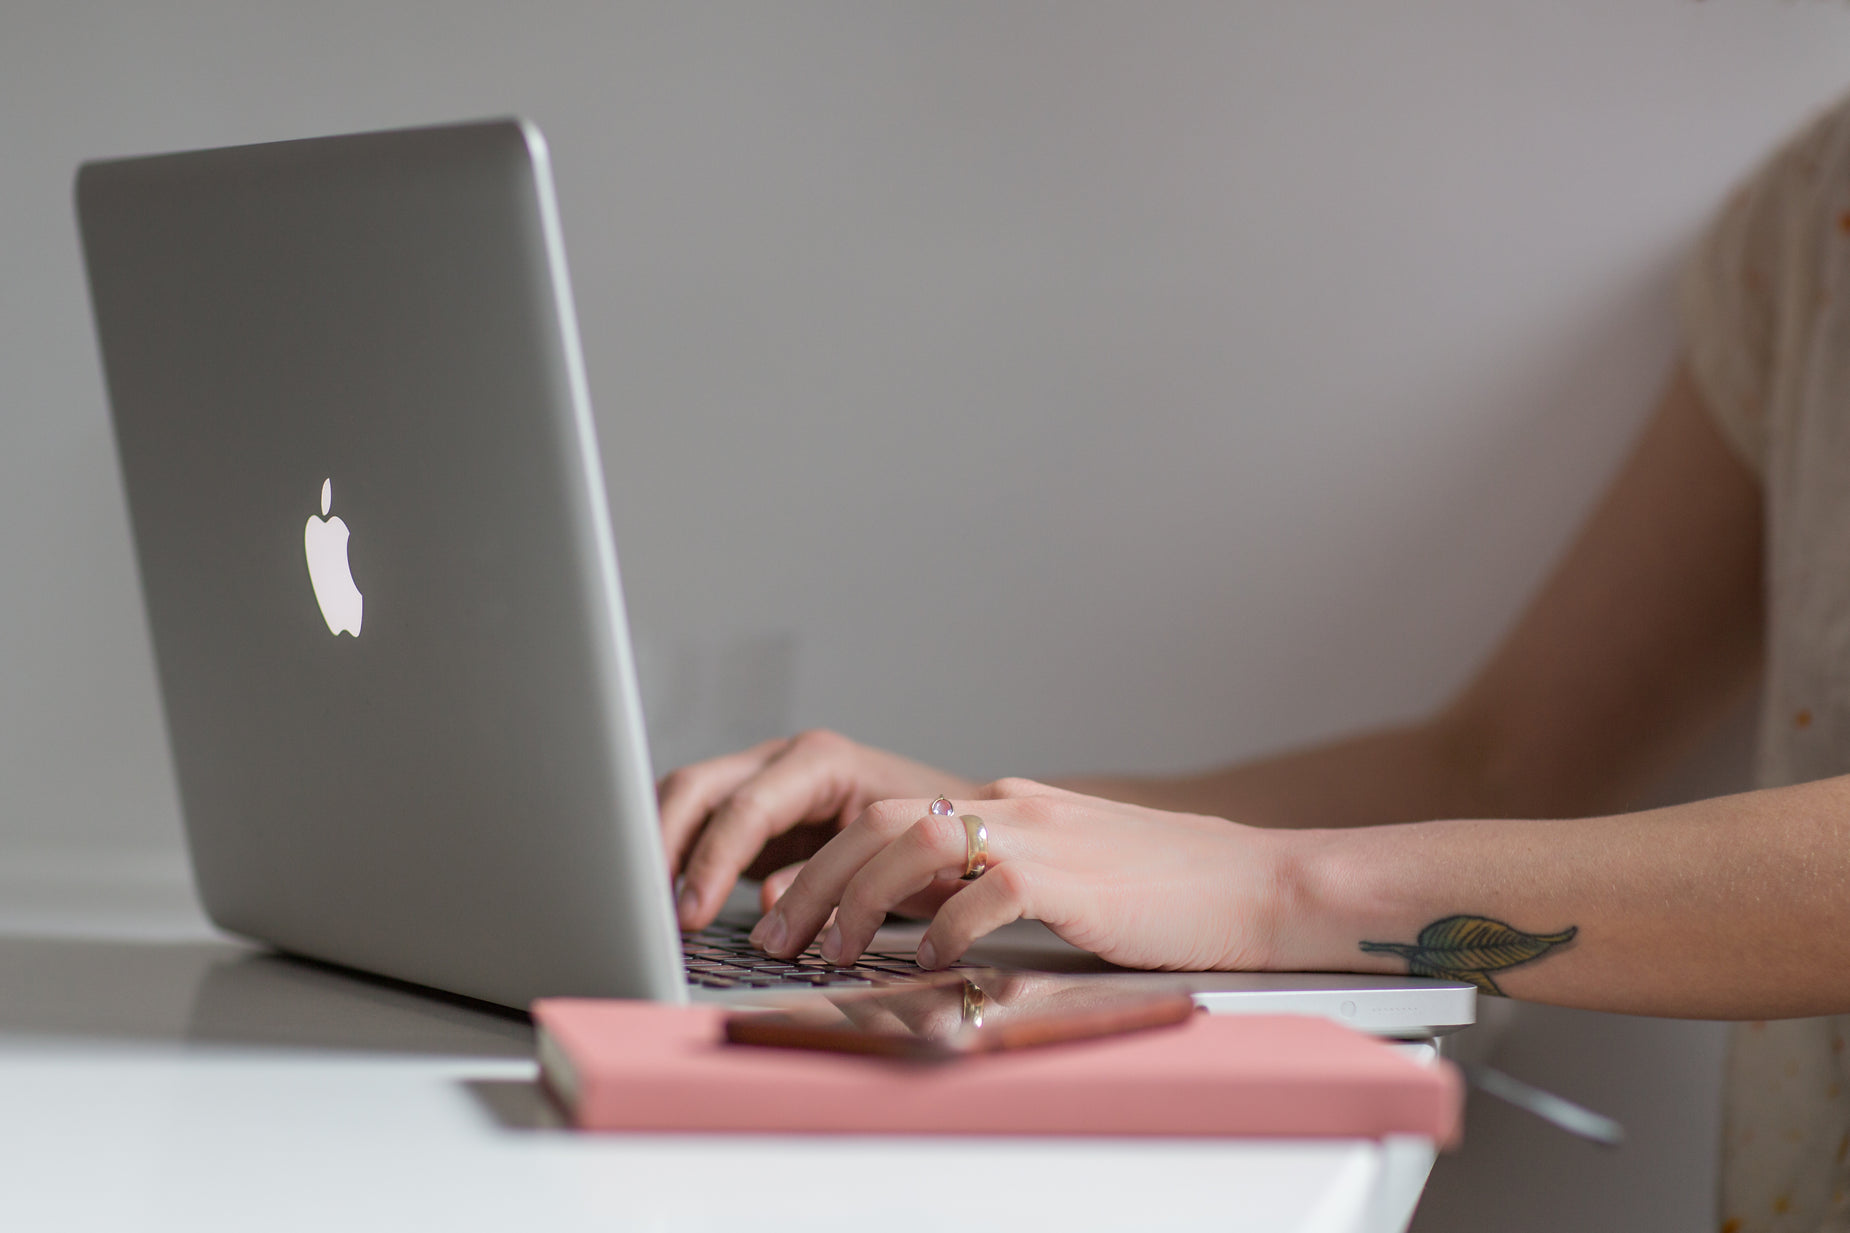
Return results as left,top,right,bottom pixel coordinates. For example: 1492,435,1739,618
658,729,978,930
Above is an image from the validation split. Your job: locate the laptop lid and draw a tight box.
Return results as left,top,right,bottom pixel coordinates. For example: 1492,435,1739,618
77,119,686,1008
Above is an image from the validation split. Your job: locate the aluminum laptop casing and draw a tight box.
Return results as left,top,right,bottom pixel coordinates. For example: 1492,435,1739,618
79,120,686,1007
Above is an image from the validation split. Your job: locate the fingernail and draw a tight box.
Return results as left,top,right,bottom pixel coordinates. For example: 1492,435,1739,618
916,939,939,970
760,912,788,955
821,923,843,965
677,886,699,923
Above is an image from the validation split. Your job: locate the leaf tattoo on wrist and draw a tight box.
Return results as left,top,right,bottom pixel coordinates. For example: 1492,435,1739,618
1359,915,1577,996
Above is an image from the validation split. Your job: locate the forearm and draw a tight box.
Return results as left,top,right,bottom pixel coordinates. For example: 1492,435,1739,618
1058,719,1502,829
1268,775,1850,1019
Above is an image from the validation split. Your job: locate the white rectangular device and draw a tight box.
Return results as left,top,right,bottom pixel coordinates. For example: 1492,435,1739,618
76,119,1472,1037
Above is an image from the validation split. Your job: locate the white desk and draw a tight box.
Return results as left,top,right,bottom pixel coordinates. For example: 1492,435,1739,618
0,873,1437,1233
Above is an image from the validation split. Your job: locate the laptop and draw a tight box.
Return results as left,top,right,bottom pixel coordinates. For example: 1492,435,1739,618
75,119,1472,1037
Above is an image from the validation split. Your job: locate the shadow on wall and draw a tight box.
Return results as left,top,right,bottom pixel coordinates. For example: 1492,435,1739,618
634,628,801,778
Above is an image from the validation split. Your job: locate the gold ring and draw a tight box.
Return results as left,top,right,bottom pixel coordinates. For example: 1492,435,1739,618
960,980,987,1028
959,814,989,880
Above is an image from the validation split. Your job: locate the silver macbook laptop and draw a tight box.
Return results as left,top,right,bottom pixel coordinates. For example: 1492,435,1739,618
75,118,1472,1037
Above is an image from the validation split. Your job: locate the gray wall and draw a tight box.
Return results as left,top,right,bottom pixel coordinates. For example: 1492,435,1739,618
8,3,1850,1227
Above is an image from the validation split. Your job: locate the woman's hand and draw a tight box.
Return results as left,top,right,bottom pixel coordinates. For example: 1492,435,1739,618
747,778,1290,973
658,729,980,930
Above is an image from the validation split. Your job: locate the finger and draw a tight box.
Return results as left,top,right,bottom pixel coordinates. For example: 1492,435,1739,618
821,812,986,966
915,862,1040,970
751,798,930,957
760,862,806,913
678,732,860,929
657,738,785,874
973,777,1054,800
891,879,962,921
770,848,948,919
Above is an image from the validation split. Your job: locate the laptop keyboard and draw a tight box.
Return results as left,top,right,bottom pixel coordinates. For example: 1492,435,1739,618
681,918,941,989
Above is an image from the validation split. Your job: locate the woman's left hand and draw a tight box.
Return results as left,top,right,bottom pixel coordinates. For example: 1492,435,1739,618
747,778,1292,973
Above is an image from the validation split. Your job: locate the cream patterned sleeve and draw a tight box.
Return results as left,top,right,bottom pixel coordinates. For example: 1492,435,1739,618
1676,101,1846,479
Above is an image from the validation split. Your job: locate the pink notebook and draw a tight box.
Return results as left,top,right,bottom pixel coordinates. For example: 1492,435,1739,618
533,999,1462,1142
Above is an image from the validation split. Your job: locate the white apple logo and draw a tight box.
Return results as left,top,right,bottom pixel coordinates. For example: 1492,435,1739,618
304,477,363,637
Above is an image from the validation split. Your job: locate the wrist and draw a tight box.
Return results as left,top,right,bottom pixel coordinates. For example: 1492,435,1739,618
1257,825,1385,973
1223,824,1329,971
